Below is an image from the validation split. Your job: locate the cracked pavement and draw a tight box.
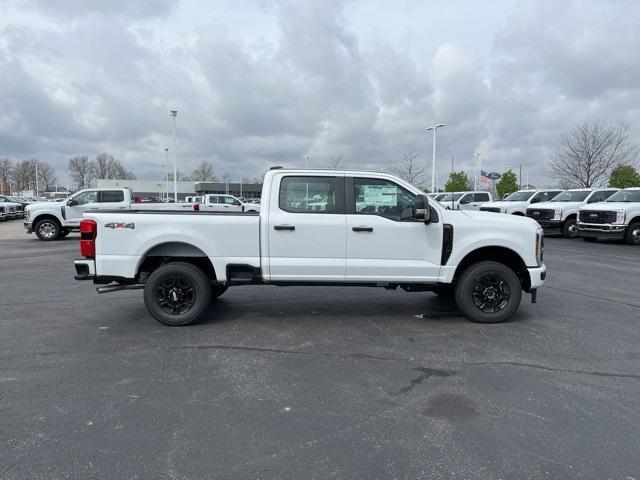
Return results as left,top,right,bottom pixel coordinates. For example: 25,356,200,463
1,221,640,479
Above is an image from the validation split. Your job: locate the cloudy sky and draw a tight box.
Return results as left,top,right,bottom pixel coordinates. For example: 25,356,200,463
1,0,639,187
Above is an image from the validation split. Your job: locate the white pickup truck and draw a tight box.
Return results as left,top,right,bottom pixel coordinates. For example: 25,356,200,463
577,188,640,245
480,189,563,216
438,191,492,210
24,188,194,241
197,194,261,213
73,168,546,326
526,188,618,238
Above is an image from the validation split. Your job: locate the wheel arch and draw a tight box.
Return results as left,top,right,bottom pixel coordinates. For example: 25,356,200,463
32,213,62,226
136,242,217,280
453,246,530,291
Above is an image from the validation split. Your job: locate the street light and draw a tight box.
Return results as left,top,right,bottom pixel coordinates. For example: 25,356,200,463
164,148,169,202
473,152,480,190
34,159,39,196
170,110,178,202
425,123,445,193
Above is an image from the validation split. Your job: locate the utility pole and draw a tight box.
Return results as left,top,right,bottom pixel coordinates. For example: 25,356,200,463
426,124,445,193
164,148,169,202
170,110,178,202
519,164,522,189
474,152,480,190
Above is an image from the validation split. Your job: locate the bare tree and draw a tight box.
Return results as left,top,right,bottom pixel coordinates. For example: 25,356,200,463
37,161,58,191
325,154,345,169
191,160,217,182
68,155,92,189
0,158,12,194
549,120,639,188
389,146,428,186
13,159,38,191
94,153,117,179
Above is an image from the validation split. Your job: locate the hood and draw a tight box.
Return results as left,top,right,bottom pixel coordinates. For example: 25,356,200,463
460,209,538,226
0,201,22,208
25,202,58,213
529,201,582,210
581,202,638,211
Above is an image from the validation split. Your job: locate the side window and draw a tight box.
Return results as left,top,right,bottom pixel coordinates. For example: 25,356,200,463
474,193,490,202
279,176,338,214
224,196,241,206
603,190,617,200
72,191,98,205
100,190,124,203
459,193,472,204
353,178,415,221
588,191,604,203
548,191,562,200
209,196,218,204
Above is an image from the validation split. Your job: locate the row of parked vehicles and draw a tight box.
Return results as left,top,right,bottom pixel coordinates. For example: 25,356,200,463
428,187,640,245
0,194,50,221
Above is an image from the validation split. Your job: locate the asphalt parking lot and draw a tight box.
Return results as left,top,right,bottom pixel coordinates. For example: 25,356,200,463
1,220,639,479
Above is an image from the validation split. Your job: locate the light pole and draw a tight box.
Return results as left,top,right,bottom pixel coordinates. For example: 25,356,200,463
305,155,310,169
164,148,169,202
170,110,178,202
426,124,445,193
473,152,480,190
34,160,39,196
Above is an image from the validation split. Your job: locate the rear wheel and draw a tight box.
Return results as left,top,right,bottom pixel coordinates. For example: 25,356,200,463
562,218,578,238
454,261,522,323
625,221,640,245
143,262,212,326
34,218,61,241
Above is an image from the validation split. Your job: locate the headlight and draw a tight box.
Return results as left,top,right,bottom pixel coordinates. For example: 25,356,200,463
553,208,562,220
614,210,625,224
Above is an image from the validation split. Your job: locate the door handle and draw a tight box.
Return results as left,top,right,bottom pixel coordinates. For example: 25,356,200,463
274,225,295,231
352,226,373,232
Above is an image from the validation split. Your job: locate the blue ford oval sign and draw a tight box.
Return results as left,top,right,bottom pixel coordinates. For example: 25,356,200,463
487,172,501,180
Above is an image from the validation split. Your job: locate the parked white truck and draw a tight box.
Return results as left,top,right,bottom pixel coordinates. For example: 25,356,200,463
577,188,640,245
438,191,492,210
197,194,261,213
24,188,194,241
480,189,563,216
73,168,546,326
526,188,618,238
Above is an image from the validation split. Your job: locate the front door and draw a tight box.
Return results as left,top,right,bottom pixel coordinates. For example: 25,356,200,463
345,177,442,282
267,175,346,281
65,190,99,226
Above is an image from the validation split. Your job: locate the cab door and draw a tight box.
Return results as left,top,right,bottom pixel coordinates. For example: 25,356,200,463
345,177,442,282
267,174,346,281
65,190,99,226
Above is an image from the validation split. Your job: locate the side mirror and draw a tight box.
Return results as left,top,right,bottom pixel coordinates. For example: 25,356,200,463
530,197,539,204
414,195,431,224
67,199,76,206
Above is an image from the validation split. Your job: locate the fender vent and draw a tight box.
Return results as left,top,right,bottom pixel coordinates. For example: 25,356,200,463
441,224,454,265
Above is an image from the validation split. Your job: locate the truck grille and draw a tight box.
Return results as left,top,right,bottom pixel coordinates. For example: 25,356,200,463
579,210,616,224
526,209,554,221
480,207,501,213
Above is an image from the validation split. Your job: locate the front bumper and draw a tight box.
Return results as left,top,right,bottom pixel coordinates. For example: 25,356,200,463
536,220,562,233
24,221,33,233
527,264,547,289
74,259,96,280
577,223,626,239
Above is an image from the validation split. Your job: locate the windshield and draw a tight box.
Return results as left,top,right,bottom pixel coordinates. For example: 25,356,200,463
551,191,590,202
504,191,534,201
606,190,640,202
440,193,463,202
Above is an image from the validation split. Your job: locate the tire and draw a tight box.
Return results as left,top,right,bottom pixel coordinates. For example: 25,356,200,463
143,262,212,326
582,236,597,242
432,285,455,299
34,218,61,241
625,221,640,245
454,261,522,324
562,218,578,239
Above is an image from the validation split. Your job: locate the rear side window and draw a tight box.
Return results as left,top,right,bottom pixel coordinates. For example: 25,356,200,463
279,176,339,213
474,193,490,202
100,190,124,203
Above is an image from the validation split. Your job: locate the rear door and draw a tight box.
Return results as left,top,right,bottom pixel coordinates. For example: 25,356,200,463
345,176,443,282
267,174,346,281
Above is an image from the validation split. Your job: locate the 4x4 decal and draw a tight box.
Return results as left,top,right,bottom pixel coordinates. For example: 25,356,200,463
104,222,135,229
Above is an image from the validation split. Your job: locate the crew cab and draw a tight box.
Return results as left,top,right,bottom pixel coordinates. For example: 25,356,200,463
0,195,24,219
24,188,194,241
438,191,492,210
197,194,261,213
73,168,546,326
480,189,563,216
526,188,618,238
577,188,640,245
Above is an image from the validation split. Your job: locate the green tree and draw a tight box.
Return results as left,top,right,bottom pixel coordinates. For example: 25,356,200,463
444,170,471,192
496,169,519,199
609,163,640,188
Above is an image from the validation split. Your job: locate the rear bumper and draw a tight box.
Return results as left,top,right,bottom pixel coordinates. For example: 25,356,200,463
74,259,96,280
527,264,547,289
577,223,626,239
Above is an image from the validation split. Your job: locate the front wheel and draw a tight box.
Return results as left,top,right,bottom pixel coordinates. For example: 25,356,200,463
625,221,640,245
143,262,212,326
562,218,579,238
34,218,61,241
454,261,522,323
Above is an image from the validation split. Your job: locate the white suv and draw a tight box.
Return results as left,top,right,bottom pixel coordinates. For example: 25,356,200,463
526,188,618,238
480,189,563,216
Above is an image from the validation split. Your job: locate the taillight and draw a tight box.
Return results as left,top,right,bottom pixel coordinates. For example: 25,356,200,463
80,219,97,258
194,203,200,211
